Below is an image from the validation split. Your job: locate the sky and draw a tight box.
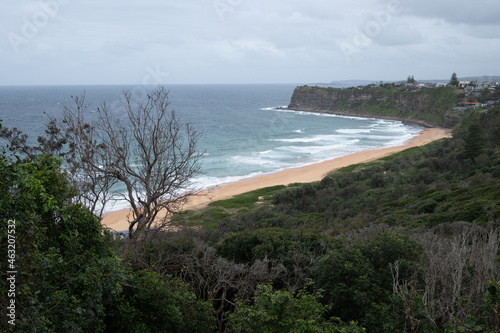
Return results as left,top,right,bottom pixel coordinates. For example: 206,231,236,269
1,0,499,85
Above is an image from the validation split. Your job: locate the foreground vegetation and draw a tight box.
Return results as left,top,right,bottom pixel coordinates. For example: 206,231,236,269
2,104,500,332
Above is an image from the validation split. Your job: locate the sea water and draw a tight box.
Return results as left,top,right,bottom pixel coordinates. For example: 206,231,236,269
0,84,423,211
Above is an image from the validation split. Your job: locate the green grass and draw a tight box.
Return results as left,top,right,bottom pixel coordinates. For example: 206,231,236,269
208,185,287,209
171,186,292,229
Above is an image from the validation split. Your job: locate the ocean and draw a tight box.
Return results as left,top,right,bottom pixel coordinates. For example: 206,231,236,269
0,84,423,211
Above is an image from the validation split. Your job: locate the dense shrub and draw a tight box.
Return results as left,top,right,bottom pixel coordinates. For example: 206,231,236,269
105,270,214,333
314,232,423,332
215,228,332,268
0,154,124,332
228,284,365,333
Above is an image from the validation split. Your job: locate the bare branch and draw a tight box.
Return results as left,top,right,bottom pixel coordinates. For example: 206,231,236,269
58,87,204,242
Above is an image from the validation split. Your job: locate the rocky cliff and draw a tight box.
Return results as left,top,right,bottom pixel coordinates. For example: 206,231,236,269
287,85,462,128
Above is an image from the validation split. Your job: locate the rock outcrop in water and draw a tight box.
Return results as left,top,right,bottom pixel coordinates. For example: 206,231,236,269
287,85,463,128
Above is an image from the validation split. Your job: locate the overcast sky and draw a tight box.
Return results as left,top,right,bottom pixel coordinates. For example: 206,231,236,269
1,0,499,85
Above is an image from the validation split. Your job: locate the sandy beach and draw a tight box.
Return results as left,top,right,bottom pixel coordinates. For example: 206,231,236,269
102,127,451,231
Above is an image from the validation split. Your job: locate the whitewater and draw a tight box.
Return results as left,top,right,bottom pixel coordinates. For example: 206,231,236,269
0,84,423,211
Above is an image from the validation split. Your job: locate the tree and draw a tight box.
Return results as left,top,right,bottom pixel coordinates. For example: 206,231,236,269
228,284,365,333
105,270,214,333
130,236,287,332
59,87,203,242
418,223,500,328
478,87,492,102
0,153,125,332
0,118,67,159
215,228,332,291
449,73,459,87
407,75,416,84
464,118,485,160
0,151,214,332
315,231,423,332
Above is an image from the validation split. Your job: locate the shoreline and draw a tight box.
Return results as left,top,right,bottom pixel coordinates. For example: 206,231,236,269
102,127,452,231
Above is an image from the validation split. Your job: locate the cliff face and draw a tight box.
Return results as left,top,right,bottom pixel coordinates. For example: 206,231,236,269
288,86,461,128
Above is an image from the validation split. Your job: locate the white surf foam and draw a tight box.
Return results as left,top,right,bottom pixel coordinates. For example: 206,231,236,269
336,128,372,134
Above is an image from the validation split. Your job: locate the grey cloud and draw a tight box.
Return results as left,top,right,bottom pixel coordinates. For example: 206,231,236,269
0,0,498,85
403,0,500,26
373,24,424,46
460,24,500,40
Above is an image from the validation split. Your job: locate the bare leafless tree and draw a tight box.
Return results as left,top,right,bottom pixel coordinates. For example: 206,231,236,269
129,235,287,332
174,242,286,333
394,222,500,329
391,260,422,333
420,223,500,325
60,87,203,241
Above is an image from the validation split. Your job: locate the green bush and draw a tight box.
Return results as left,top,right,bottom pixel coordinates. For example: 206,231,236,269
228,284,365,333
215,228,332,269
314,232,423,332
105,270,214,333
0,154,124,332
